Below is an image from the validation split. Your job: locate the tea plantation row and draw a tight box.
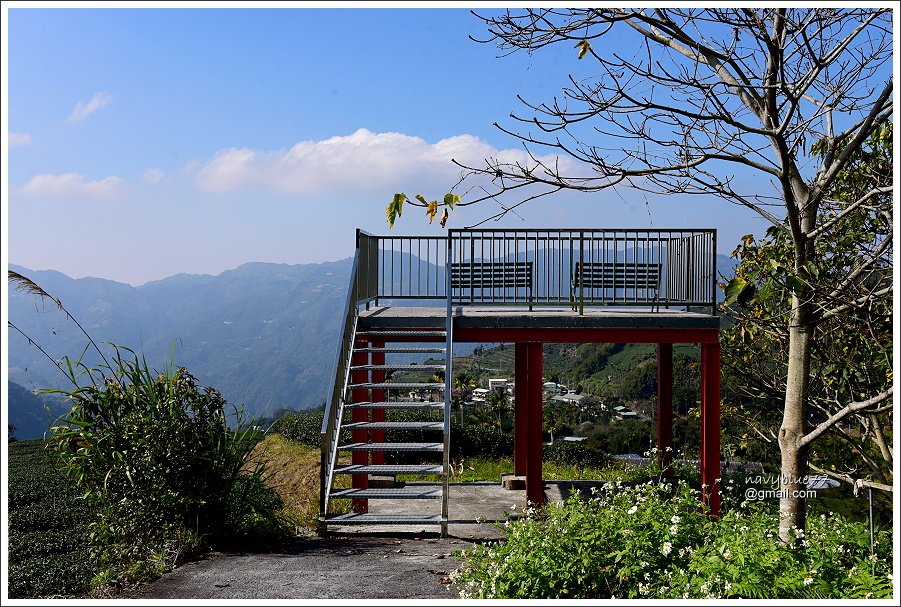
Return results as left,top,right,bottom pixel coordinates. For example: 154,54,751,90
7,439,93,598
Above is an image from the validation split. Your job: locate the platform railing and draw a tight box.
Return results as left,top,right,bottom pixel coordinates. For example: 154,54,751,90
355,229,717,310
320,232,367,520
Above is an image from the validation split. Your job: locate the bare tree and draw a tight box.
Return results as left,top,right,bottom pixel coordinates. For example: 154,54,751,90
450,8,892,541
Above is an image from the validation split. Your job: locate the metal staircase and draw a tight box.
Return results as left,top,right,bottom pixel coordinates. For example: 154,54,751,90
320,326,452,536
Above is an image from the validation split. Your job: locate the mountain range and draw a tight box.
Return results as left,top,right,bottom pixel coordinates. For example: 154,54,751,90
7,254,736,438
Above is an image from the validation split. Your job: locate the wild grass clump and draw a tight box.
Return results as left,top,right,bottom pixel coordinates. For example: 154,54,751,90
451,480,892,599
47,347,290,590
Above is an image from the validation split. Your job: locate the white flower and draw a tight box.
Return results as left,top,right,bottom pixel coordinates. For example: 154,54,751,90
671,515,681,524
803,577,813,585
628,505,638,515
724,582,732,592
670,524,679,534
662,541,673,556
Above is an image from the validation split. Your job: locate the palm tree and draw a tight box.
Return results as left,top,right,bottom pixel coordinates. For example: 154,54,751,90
487,387,510,434
453,371,477,425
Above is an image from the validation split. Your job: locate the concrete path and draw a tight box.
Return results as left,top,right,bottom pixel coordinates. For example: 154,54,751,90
131,536,468,600
130,481,590,600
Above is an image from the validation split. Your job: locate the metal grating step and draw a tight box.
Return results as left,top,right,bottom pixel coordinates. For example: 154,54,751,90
333,464,443,475
323,513,442,525
349,382,444,390
357,331,446,337
343,421,443,431
339,442,444,452
330,487,442,499
350,364,445,372
354,347,445,354
344,402,443,410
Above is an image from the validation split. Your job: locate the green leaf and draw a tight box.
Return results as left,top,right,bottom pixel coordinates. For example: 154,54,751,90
724,277,755,306
785,275,807,292
386,193,406,228
444,193,461,209
415,194,428,205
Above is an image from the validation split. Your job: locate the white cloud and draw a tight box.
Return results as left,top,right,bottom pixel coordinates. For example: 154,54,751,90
21,172,124,200
68,92,113,123
142,168,165,183
9,132,31,147
194,128,572,194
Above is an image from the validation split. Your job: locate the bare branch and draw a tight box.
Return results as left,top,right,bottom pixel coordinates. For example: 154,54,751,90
801,387,894,447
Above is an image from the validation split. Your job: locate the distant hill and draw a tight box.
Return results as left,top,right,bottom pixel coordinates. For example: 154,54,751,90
9,260,352,417
7,381,70,440
8,254,736,419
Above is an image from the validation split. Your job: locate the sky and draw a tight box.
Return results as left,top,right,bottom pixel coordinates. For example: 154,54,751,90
5,5,787,286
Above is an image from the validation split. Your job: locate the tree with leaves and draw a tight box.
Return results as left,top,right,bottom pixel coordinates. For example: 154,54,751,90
722,123,892,498
487,387,511,434
390,9,892,541
452,370,478,425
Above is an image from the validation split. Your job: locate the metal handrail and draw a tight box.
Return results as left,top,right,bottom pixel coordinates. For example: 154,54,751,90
320,237,364,520
352,229,717,310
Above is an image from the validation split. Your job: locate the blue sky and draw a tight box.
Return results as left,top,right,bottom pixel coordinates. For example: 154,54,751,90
4,6,771,285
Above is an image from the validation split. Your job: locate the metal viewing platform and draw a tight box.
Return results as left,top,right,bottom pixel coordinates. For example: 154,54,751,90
321,229,722,536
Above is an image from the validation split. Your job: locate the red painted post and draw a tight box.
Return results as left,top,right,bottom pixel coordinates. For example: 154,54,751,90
514,343,529,476
525,343,545,506
657,343,673,477
699,342,721,516
370,341,386,466
350,344,370,513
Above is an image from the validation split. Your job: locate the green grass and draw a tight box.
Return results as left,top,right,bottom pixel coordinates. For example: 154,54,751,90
253,434,350,529
7,439,93,598
399,456,652,483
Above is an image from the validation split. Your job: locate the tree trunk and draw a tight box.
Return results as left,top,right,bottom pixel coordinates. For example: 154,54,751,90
778,294,813,541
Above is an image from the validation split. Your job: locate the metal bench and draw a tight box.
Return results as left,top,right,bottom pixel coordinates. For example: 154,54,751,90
450,261,533,307
571,261,662,313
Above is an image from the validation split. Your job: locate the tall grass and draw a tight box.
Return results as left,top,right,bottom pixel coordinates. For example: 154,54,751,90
44,347,289,587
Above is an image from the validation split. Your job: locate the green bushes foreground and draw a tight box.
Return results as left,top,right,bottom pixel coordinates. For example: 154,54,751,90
46,348,288,590
451,480,892,599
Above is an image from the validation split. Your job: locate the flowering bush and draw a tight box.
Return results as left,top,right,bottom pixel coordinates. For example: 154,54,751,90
451,481,892,599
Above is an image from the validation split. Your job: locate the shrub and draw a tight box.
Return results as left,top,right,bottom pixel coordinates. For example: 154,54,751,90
543,440,613,470
270,409,326,447
451,481,892,599
48,347,286,587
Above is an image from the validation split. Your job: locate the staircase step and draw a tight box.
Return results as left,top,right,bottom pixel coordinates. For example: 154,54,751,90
354,347,445,354
330,487,442,499
339,442,444,452
333,464,443,475
349,382,444,390
343,421,443,431
324,513,442,525
357,331,446,337
350,364,445,372
345,402,444,410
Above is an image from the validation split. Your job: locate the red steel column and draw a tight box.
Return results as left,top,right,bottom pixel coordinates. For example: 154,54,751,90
700,342,721,516
526,343,545,506
657,343,673,477
350,343,370,513
370,341,386,466
514,343,529,476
